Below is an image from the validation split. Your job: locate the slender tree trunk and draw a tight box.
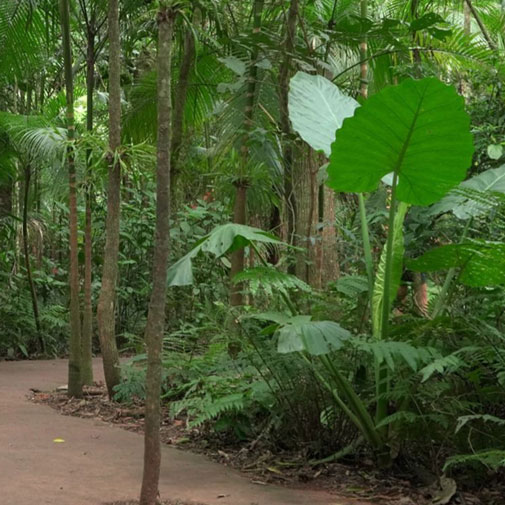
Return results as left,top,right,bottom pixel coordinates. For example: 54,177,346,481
230,0,264,306
464,0,496,50
139,6,175,505
279,0,299,258
81,20,96,387
463,0,471,35
96,0,122,398
229,182,248,300
360,0,368,98
59,0,82,398
170,18,196,203
22,164,43,352
0,180,11,217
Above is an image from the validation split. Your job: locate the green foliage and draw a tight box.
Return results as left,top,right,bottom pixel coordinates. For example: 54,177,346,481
113,365,147,404
372,202,409,337
444,450,505,471
274,316,351,356
409,240,505,287
233,266,311,297
430,165,505,219
288,71,359,156
327,78,474,206
166,223,284,286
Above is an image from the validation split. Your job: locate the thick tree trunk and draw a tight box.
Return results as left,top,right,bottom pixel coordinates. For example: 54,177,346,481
59,0,82,398
279,0,299,256
139,6,175,505
81,20,96,387
22,165,43,352
96,0,122,398
229,0,264,306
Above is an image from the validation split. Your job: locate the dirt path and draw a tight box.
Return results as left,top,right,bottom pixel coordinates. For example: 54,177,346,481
0,358,369,505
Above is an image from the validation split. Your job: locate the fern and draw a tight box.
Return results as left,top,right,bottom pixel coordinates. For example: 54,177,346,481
233,266,311,297
444,450,505,471
456,414,505,434
354,339,438,372
331,275,369,297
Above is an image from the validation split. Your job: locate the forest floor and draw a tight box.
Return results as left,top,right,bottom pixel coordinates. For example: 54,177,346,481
0,358,363,505
1,358,497,505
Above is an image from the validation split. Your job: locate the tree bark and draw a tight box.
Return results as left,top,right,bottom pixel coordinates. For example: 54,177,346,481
22,164,43,352
279,0,299,257
360,0,368,98
139,6,175,505
81,14,97,387
229,0,265,306
96,0,122,398
464,0,496,50
170,19,196,203
59,0,82,398
0,179,11,217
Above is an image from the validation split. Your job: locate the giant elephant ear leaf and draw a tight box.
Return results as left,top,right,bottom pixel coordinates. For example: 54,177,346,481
288,71,359,156
327,77,474,206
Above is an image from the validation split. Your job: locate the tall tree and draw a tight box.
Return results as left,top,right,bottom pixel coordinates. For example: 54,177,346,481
170,13,196,203
139,3,175,504
96,0,122,398
22,162,43,352
229,0,265,306
59,0,82,398
79,0,100,386
279,0,299,256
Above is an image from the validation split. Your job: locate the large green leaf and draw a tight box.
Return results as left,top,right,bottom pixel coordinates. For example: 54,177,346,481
166,223,283,286
429,165,505,219
408,240,505,287
372,202,409,338
327,78,474,206
288,71,359,156
276,316,351,356
248,312,351,355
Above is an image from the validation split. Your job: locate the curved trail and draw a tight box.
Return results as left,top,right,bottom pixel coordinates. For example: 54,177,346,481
0,358,367,505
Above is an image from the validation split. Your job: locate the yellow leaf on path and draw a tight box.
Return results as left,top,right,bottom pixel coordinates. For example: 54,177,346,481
53,438,65,443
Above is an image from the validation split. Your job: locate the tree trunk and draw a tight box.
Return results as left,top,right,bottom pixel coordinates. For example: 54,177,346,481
22,165,43,352
464,0,496,50
96,0,122,398
0,179,11,217
321,186,340,283
139,6,175,505
360,0,368,98
463,0,471,35
295,145,319,286
81,18,96,387
229,0,264,306
59,0,82,398
279,0,299,257
229,183,248,306
170,18,196,204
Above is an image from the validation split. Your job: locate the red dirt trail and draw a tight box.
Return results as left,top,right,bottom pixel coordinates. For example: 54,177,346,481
0,359,369,505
